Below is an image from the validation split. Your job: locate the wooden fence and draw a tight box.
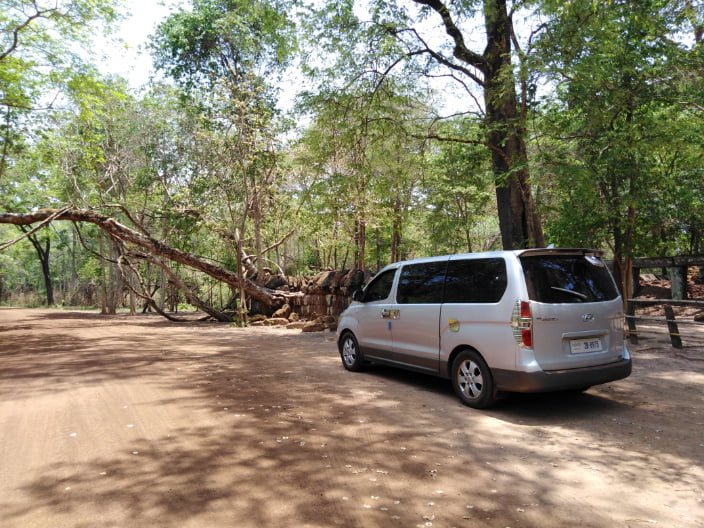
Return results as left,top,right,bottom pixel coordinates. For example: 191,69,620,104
626,299,704,349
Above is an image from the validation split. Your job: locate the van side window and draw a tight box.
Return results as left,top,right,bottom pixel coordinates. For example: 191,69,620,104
397,262,447,304
444,258,508,303
363,269,396,302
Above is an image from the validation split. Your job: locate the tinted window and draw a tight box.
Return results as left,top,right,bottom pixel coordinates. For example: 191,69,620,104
521,255,619,303
363,269,396,302
397,262,447,304
444,258,508,303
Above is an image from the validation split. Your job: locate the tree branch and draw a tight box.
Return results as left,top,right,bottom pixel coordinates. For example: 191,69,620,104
72,221,119,264
414,132,510,163
0,3,59,62
127,251,232,322
412,0,487,72
394,27,486,86
114,250,188,322
0,206,70,251
262,227,296,255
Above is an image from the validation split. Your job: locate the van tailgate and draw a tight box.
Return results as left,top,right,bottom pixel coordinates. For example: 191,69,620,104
531,298,625,371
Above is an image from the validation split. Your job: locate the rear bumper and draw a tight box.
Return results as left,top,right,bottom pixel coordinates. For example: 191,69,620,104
493,357,632,393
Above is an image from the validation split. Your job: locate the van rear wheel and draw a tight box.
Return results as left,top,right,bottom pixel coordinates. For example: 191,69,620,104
451,350,496,409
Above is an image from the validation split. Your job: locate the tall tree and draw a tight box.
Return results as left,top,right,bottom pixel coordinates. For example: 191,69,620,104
535,0,704,294
307,0,544,249
152,0,295,280
18,225,53,304
295,85,429,269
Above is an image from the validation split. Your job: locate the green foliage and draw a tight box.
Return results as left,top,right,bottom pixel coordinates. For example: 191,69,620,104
293,82,432,269
535,0,704,268
422,117,498,254
1,0,120,180
151,0,295,91
150,0,298,282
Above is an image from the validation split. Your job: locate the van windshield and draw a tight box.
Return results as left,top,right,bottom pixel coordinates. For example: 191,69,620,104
520,255,619,303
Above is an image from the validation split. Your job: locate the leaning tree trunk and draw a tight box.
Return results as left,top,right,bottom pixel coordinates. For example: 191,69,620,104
0,208,294,309
483,0,544,250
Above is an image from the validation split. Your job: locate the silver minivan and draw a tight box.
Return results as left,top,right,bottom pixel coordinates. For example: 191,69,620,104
336,249,632,408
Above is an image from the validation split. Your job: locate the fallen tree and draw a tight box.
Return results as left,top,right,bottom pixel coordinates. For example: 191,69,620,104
0,208,297,314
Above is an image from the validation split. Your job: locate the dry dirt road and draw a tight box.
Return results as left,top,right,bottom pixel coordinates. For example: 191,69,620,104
0,308,702,528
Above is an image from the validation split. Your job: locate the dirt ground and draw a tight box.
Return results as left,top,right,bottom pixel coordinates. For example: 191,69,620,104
0,308,702,528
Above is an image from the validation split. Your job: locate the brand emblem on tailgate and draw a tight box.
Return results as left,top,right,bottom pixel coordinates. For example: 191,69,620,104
581,313,594,322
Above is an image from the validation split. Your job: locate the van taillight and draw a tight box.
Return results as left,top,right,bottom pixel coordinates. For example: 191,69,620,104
512,300,533,348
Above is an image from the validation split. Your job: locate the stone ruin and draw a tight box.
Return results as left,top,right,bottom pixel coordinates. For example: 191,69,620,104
250,269,370,332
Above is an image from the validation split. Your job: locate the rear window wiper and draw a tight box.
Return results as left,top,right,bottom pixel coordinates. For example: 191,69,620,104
550,287,588,300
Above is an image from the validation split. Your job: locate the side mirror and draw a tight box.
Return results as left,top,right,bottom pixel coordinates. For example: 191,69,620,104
352,289,365,302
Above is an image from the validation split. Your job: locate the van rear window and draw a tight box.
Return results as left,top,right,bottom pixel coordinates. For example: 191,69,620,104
520,255,619,303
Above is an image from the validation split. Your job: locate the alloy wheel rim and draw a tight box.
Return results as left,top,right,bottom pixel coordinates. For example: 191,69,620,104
458,359,484,400
342,337,356,365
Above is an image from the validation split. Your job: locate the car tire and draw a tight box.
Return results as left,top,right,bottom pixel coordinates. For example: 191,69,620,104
339,332,365,372
451,350,496,409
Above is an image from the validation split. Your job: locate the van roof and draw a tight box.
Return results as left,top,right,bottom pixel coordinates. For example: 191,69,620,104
516,248,604,258
384,248,604,268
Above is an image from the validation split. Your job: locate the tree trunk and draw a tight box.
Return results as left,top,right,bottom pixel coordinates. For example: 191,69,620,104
70,227,78,304
40,239,54,306
391,197,402,262
354,217,366,269
235,228,248,325
375,228,382,270
99,234,108,314
332,221,339,269
483,0,544,250
20,227,54,306
253,199,263,273
105,238,122,314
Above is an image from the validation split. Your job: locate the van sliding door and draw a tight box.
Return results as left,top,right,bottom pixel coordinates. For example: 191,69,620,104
390,260,447,373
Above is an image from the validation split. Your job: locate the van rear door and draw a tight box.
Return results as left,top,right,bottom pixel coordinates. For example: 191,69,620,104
519,252,626,371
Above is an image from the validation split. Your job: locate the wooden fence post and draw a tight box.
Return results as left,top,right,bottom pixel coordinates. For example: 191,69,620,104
663,305,683,349
670,266,688,301
626,300,638,345
631,266,641,297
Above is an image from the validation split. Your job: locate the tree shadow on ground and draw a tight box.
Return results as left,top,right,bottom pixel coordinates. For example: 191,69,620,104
0,310,702,527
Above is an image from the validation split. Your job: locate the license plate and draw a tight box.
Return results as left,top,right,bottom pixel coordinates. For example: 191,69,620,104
570,338,603,354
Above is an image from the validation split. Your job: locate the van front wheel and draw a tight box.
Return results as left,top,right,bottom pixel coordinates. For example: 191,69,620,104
339,332,365,372
451,351,496,409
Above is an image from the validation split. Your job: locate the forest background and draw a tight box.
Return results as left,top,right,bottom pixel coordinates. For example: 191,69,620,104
0,0,702,320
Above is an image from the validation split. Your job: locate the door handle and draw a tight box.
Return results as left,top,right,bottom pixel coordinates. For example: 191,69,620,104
381,308,391,318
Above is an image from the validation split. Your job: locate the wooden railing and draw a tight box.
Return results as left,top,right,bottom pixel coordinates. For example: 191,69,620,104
626,299,704,349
